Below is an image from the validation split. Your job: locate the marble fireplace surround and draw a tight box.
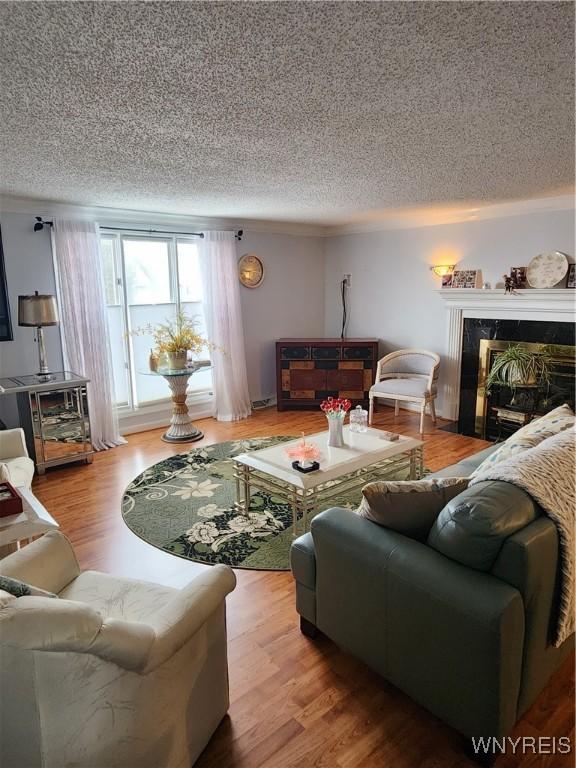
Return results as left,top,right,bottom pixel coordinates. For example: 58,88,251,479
436,289,576,423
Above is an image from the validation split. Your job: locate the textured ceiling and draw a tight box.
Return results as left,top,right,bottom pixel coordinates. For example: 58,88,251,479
0,1,574,225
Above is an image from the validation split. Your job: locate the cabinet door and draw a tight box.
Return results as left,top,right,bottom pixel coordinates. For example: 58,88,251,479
290,368,326,392
326,369,364,391
33,387,91,464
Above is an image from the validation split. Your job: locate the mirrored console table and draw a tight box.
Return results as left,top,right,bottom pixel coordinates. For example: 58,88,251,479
0,371,93,474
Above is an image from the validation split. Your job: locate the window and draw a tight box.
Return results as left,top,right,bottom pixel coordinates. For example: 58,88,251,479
101,231,212,410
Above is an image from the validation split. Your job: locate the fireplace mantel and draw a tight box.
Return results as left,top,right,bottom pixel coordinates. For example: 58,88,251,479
435,289,576,421
436,288,576,312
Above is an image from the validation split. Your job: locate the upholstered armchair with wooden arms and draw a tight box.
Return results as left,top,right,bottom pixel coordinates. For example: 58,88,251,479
0,428,34,488
0,531,237,768
369,349,440,433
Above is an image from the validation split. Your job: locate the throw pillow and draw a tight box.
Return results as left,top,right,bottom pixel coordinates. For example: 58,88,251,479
427,480,539,571
356,477,469,542
471,403,575,476
0,575,57,599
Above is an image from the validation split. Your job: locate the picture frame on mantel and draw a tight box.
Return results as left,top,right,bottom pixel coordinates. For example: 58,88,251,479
567,263,576,289
450,269,482,289
510,266,528,289
0,226,13,342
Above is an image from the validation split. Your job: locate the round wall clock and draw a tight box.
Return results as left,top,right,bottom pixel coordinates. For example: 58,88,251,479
238,253,264,288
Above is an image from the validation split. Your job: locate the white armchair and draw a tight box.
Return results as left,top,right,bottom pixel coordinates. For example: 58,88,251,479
0,531,237,768
369,348,440,433
0,428,34,488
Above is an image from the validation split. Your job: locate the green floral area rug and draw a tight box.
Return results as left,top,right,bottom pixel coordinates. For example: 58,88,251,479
122,436,410,571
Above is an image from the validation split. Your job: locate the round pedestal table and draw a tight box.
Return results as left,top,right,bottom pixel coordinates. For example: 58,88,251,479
144,363,211,443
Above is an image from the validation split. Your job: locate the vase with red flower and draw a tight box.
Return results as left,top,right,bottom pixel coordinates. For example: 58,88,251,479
320,396,351,447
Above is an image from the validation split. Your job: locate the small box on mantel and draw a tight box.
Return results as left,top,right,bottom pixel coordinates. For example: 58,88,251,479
0,481,23,518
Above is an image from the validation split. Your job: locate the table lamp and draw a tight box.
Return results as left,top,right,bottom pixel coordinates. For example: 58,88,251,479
18,291,59,377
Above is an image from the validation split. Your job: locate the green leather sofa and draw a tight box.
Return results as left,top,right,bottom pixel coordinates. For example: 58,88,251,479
290,444,574,743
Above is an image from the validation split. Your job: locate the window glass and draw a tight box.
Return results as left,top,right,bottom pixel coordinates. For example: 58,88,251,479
101,237,119,306
177,241,203,302
101,232,212,409
123,239,171,305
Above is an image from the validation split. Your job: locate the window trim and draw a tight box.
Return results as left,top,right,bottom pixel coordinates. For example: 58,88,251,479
100,227,208,414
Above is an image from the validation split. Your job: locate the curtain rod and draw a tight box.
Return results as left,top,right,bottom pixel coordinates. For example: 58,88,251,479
33,217,243,240
102,226,205,238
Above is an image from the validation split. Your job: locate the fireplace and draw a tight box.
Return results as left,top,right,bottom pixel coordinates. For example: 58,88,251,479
457,319,575,438
435,287,576,431
475,338,575,440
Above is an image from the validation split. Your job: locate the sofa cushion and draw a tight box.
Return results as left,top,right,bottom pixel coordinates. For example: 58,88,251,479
0,456,35,489
471,404,575,476
357,477,469,542
427,480,539,571
0,589,16,608
371,378,434,398
59,570,176,621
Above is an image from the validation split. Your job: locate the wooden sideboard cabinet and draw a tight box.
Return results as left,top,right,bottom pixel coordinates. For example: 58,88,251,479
276,338,379,411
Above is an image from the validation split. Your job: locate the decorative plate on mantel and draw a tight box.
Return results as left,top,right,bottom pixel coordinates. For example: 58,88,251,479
526,252,569,288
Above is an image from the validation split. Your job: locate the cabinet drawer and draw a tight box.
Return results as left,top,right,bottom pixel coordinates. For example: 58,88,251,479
290,369,326,390
312,346,341,360
343,346,374,360
281,346,310,360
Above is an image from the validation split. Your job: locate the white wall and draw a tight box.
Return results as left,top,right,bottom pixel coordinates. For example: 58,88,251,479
2,205,573,426
0,212,325,428
0,213,64,426
324,209,575,415
239,231,325,401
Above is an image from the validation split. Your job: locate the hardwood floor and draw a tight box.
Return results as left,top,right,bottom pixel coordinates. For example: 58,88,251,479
31,406,574,768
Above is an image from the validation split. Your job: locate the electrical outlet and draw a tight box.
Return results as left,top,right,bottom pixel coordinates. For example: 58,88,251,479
344,273,351,287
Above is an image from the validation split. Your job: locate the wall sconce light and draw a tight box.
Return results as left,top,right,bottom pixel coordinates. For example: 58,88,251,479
430,265,456,278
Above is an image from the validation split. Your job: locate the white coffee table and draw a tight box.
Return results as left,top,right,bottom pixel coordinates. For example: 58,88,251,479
0,486,59,548
234,426,423,536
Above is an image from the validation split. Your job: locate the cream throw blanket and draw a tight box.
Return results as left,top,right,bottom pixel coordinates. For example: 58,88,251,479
470,427,575,648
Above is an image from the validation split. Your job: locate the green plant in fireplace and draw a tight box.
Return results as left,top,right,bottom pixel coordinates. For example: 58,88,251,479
484,344,551,397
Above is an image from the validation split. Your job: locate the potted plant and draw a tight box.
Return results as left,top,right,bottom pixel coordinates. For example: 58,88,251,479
133,310,210,371
484,344,551,402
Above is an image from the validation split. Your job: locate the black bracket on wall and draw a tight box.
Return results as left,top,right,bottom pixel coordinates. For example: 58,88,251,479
33,217,53,232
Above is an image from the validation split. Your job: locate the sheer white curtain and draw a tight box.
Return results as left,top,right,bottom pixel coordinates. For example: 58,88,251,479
52,220,125,450
199,231,252,421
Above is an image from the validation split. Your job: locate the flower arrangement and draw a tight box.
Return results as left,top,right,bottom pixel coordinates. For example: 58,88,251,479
321,396,350,448
285,433,322,466
320,396,351,418
132,310,211,370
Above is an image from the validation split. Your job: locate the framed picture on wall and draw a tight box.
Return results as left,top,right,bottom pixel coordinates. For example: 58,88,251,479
567,263,576,289
0,226,13,342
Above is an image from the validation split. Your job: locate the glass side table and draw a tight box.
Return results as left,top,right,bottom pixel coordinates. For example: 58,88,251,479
143,362,211,443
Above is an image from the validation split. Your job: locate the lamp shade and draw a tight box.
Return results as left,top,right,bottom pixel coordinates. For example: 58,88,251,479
18,292,59,327
430,265,456,278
